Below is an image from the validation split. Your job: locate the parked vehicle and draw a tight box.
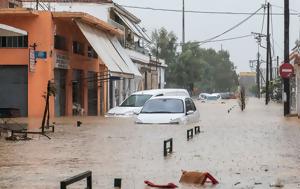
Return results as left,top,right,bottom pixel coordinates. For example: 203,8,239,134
106,89,190,117
135,96,200,124
198,93,222,103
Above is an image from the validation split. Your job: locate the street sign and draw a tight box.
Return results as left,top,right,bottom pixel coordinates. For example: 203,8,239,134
35,51,47,59
279,63,294,78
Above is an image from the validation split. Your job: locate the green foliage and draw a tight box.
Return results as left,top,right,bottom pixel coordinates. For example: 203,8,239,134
261,78,282,102
151,28,238,93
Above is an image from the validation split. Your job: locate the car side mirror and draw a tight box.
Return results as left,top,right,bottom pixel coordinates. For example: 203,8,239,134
186,110,194,115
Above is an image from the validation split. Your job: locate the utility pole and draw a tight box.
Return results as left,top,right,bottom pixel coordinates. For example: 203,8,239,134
283,0,290,116
265,2,270,105
182,0,185,44
36,0,39,10
256,52,261,98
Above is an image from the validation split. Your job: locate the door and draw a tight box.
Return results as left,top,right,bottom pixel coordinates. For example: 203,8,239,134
54,69,66,116
88,71,97,116
72,70,83,115
185,98,199,124
0,66,28,116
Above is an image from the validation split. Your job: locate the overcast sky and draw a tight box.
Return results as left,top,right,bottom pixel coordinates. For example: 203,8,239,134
114,0,300,73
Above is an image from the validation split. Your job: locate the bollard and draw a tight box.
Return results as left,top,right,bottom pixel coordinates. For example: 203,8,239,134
163,138,173,157
77,121,82,127
114,178,122,188
187,129,193,140
194,126,200,134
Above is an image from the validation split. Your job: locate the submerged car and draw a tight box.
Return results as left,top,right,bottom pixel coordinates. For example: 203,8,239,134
106,89,190,117
135,96,200,124
199,93,222,102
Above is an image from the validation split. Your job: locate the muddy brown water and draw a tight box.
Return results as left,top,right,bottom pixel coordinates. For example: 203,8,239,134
0,98,300,189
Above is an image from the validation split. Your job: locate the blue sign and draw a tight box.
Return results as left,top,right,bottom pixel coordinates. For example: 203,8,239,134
35,51,47,59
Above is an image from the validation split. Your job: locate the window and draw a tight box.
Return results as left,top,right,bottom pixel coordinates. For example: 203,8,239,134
9,2,16,8
120,94,152,107
141,98,184,113
0,36,28,48
73,41,84,55
54,35,67,50
87,46,98,59
185,98,196,112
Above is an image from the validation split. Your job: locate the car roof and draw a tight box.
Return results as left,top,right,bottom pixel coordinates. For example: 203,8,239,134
149,96,190,101
132,89,190,96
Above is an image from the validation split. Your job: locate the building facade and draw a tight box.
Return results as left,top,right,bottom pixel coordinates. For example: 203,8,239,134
0,9,139,117
22,0,167,107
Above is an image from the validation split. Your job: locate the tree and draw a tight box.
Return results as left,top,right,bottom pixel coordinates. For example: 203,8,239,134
151,28,238,94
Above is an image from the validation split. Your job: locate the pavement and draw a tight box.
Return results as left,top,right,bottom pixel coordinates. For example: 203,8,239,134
0,98,300,189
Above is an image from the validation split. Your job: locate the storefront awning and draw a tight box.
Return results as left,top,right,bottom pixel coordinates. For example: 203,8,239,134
0,24,27,36
76,21,141,78
114,11,151,42
110,36,141,77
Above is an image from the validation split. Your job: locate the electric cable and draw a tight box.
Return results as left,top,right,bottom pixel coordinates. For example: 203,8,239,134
198,6,263,44
194,34,253,44
120,5,299,16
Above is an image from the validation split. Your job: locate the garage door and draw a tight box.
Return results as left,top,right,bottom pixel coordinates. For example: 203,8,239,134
0,66,28,116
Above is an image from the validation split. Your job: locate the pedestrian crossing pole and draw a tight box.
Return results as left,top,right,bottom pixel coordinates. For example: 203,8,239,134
283,0,290,116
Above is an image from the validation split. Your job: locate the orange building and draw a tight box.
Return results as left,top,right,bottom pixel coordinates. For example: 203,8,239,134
0,9,138,118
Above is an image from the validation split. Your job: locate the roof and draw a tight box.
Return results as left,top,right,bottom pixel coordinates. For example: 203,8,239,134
113,3,141,24
0,8,39,16
21,0,112,2
150,95,190,101
52,12,123,36
239,72,256,77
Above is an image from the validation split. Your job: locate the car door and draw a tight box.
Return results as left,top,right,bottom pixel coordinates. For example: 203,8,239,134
185,98,194,124
185,98,199,124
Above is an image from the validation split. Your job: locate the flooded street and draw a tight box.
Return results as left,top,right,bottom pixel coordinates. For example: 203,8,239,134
1,98,300,189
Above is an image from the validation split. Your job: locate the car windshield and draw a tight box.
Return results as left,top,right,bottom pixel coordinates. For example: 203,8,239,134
120,94,152,107
141,99,184,113
207,95,219,100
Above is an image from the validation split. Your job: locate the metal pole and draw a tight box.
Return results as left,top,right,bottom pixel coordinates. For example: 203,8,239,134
277,56,279,78
284,0,290,116
182,0,185,44
266,2,270,105
256,52,261,98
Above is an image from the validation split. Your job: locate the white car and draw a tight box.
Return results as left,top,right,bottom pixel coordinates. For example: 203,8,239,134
135,96,200,124
199,93,221,102
106,89,190,117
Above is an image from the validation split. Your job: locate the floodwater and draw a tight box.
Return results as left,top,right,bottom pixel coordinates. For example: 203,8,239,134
1,98,300,189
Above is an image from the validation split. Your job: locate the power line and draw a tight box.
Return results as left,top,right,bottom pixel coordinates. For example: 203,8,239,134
199,34,253,44
199,6,263,44
120,5,299,16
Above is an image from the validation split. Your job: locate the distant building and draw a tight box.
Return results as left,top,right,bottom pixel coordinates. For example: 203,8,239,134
239,72,256,96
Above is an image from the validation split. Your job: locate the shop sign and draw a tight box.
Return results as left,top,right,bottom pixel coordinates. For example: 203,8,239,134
54,51,70,69
29,48,36,72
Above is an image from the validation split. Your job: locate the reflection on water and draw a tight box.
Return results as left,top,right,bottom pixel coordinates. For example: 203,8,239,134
0,99,300,189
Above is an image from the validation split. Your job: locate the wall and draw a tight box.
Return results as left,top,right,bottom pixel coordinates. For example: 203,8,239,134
0,12,54,118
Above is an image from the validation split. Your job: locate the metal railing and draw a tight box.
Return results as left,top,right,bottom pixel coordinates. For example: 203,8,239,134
60,171,92,189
